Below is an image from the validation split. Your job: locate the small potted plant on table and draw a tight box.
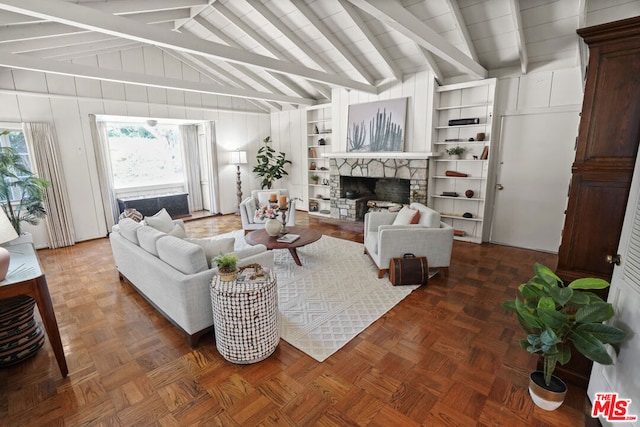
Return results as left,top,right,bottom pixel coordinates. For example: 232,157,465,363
502,263,626,411
214,253,239,282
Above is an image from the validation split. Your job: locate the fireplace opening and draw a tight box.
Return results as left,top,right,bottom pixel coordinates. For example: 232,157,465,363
339,176,410,204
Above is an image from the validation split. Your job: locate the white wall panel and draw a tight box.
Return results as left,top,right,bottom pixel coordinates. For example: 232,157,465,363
0,52,270,245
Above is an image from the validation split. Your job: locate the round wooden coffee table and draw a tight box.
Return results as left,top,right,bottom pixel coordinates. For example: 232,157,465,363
245,226,322,266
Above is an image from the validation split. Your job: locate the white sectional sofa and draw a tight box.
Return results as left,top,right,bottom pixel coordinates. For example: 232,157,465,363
109,217,274,346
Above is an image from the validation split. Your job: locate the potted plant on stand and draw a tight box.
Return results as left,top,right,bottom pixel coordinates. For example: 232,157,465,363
0,146,51,240
252,136,292,189
502,263,626,411
213,253,239,282
445,146,466,160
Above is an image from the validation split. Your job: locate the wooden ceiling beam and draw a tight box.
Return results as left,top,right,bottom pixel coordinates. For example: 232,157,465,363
0,50,315,105
346,0,487,79
508,0,528,74
0,0,376,93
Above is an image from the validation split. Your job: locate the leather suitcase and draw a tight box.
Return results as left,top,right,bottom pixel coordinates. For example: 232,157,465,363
389,254,429,286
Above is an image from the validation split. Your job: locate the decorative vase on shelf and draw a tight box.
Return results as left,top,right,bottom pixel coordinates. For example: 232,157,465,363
451,154,460,160
265,218,283,236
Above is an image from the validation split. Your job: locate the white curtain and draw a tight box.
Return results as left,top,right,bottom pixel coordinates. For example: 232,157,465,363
89,115,119,231
203,122,221,213
22,122,75,248
179,125,203,212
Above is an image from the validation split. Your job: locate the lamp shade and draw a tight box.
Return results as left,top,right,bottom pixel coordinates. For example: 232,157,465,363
230,151,248,165
0,208,18,244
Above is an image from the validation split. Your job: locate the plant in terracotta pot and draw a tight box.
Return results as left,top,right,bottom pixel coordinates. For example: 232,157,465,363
310,174,320,184
252,136,292,189
502,263,626,411
213,253,239,282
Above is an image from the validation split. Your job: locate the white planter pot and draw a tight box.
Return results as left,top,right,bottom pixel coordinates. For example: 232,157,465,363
528,371,567,411
264,219,283,236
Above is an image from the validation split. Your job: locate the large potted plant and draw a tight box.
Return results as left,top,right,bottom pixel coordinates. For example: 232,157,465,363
0,146,50,236
502,263,626,411
252,136,292,189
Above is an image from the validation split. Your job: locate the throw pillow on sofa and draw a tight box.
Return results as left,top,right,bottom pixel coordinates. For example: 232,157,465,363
392,206,420,225
184,237,235,268
118,218,143,244
145,208,175,233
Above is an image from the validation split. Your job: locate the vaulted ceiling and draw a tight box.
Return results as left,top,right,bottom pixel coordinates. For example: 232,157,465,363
0,0,622,113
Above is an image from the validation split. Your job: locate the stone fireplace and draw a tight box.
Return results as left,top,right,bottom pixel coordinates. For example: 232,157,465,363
329,158,428,221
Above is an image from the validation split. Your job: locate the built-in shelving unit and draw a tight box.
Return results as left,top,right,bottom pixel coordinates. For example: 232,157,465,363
306,104,332,217
428,78,497,243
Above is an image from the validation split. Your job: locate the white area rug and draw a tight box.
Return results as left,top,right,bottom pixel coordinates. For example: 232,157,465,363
227,230,421,362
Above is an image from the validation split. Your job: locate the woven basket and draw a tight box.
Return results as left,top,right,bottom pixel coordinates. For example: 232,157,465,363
210,270,279,364
217,269,238,282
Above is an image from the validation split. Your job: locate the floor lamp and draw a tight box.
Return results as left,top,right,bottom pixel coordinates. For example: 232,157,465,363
230,151,248,215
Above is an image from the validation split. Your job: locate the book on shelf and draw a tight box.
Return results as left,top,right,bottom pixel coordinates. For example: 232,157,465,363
277,233,300,243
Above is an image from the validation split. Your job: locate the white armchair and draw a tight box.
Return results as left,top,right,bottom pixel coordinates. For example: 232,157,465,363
364,203,454,278
239,189,297,233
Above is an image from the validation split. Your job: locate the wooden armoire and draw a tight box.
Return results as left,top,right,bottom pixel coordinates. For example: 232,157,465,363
554,16,640,387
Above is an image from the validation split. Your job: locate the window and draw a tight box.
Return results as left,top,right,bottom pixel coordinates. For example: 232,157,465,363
0,128,34,202
106,123,184,190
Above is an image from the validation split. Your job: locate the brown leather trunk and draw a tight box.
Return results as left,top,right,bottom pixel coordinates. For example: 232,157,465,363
389,254,429,286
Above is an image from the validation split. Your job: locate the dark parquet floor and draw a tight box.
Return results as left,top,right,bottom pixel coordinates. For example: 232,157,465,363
0,212,592,426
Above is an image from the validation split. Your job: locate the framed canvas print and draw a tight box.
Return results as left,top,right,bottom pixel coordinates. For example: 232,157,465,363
347,97,407,152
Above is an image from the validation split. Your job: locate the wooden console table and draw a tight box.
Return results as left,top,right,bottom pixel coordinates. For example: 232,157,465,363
0,243,68,377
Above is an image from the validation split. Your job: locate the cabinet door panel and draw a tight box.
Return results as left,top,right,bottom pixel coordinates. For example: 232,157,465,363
558,172,631,281
577,45,640,163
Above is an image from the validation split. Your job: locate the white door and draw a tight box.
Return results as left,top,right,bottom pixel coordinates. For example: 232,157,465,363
490,111,579,252
587,150,640,426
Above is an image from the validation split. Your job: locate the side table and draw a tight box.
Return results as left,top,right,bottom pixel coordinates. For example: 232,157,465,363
0,243,68,377
210,269,279,364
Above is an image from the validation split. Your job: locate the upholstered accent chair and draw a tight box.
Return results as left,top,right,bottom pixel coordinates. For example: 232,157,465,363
239,189,297,233
364,202,454,278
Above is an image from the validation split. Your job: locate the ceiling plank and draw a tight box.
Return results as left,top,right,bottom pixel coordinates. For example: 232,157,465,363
337,0,402,83
163,49,274,112
0,50,315,105
290,0,375,85
245,0,335,74
346,0,487,79
2,33,118,54
0,0,376,93
444,0,478,62
28,39,142,60
508,0,528,74
206,5,314,98
190,17,301,105
88,0,209,15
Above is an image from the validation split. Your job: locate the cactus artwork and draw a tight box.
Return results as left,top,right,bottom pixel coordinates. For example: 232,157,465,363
346,98,406,152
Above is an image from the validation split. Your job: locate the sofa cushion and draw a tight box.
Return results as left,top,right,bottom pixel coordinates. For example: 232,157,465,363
136,225,166,256
119,208,143,222
392,206,420,225
167,223,187,238
244,197,257,222
157,235,208,275
184,237,235,268
145,208,175,233
411,203,441,228
118,218,143,245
